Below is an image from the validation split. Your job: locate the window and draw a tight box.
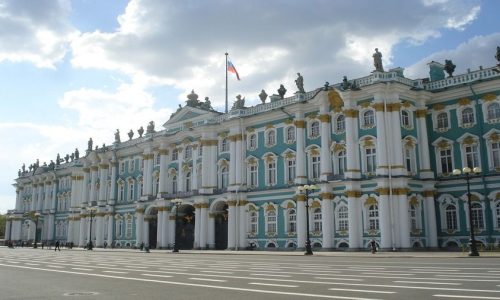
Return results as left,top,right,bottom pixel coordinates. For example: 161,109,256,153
337,150,346,175
266,130,276,147
119,162,125,174
125,217,133,238
363,110,375,127
311,155,320,180
249,211,258,235
464,144,479,169
470,202,484,230
487,103,500,121
365,147,376,174
440,148,453,174
496,203,500,228
336,115,345,132
492,141,500,169
310,121,320,138
445,204,457,230
248,134,257,150
285,159,296,184
286,126,295,143
267,160,276,186
461,108,475,125
128,182,134,201
437,112,448,130
313,208,322,232
154,177,159,195
220,166,229,189
404,147,416,174
401,110,410,127
249,164,258,187
184,146,192,160
115,218,123,238
338,206,348,231
172,176,177,194
172,149,178,161
287,208,296,234
185,172,191,192
118,184,124,202
368,204,379,230
266,210,277,234
129,159,135,172
410,204,418,231
221,138,229,152
155,153,161,165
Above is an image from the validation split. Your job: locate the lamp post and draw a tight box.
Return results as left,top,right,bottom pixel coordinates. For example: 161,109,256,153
171,198,183,253
297,184,319,255
452,167,481,257
87,206,97,250
33,212,41,249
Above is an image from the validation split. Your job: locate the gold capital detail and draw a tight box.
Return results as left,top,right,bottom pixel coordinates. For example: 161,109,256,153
458,98,471,106
294,120,306,128
328,90,344,112
227,200,237,206
295,194,306,202
318,114,330,123
422,190,435,197
238,200,249,206
345,190,362,198
344,109,358,118
320,192,333,199
373,103,385,112
416,109,427,118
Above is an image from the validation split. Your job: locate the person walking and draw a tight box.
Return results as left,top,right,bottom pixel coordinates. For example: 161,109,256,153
369,239,377,254
55,240,61,251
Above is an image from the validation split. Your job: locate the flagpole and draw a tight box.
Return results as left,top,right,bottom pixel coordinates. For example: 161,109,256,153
225,52,228,114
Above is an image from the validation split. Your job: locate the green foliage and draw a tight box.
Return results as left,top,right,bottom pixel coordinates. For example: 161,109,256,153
0,214,5,238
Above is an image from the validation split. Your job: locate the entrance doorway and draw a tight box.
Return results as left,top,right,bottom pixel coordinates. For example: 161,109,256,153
213,202,228,250
148,208,158,249
176,204,195,250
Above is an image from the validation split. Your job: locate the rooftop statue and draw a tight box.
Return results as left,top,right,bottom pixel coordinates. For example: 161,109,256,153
138,126,144,137
146,121,155,134
496,46,500,65
88,137,93,151
22,163,26,173
114,129,121,143
128,129,134,140
65,154,70,163
70,153,74,161
444,59,456,77
277,84,287,99
232,94,245,110
186,90,200,107
324,81,330,91
373,48,384,72
341,76,351,90
200,97,213,110
56,153,61,165
49,160,55,170
75,148,79,159
18,169,21,177
295,73,305,93
259,89,268,104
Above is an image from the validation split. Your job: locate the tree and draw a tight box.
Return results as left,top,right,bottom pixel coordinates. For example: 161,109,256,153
0,214,6,239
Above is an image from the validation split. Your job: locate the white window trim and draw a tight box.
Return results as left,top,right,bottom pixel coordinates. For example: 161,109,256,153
264,128,277,147
219,138,229,153
482,98,500,124
247,204,259,236
359,108,375,129
264,203,278,236
247,133,258,151
360,195,379,232
403,137,418,176
457,134,481,170
333,113,346,134
437,194,460,233
359,136,377,175
408,195,423,232
432,110,451,132
456,105,477,128
217,161,229,189
459,193,485,231
281,150,296,185
245,156,259,189
483,129,500,171
432,138,455,176
284,125,296,144
400,109,414,130
492,199,500,230
308,120,320,139
262,153,277,187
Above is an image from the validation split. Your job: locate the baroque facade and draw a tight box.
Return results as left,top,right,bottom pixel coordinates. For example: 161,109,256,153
5,56,500,251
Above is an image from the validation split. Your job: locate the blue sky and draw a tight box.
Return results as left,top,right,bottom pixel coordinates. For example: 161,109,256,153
0,0,499,213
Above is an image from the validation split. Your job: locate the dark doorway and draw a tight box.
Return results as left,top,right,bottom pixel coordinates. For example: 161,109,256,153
176,205,195,250
148,217,158,249
214,202,228,250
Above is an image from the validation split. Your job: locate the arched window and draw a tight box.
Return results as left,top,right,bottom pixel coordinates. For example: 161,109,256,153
461,107,474,125
337,150,346,175
220,166,229,188
172,176,177,194
491,141,500,169
401,110,410,127
128,181,135,202
286,126,295,143
310,121,320,138
221,138,229,152
266,210,277,234
336,115,345,132
445,204,457,230
471,202,484,230
311,155,320,180
437,112,448,129
464,144,479,169
410,204,418,231
125,217,133,238
368,204,379,230
285,158,296,184
184,146,192,160
118,184,124,202
248,134,257,150
313,207,322,232
172,149,178,161
248,163,258,187
363,110,375,127
266,130,276,146
249,211,258,235
338,206,348,231
288,208,296,234
154,177,159,195
266,160,276,186
115,218,123,238
487,103,500,121
365,147,376,174
185,172,191,191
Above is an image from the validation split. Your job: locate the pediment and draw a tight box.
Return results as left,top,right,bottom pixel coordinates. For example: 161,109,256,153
162,106,220,130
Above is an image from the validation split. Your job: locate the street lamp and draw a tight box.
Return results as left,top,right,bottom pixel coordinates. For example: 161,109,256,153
452,167,481,257
171,198,183,253
297,184,319,255
33,212,41,249
87,206,97,250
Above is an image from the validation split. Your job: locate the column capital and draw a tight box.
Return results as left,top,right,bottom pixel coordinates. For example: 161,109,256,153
416,109,427,118
344,109,358,118
345,190,362,198
422,190,436,197
293,120,306,128
318,114,331,123
320,192,334,199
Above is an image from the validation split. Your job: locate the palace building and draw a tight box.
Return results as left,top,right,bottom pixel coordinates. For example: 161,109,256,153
5,50,500,252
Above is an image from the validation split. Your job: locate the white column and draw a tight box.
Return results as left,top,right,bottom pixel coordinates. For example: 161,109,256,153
109,162,117,204
235,136,243,186
208,213,215,249
5,220,11,240
177,147,185,192
107,213,114,246
345,108,360,179
145,154,154,197
37,184,44,211
67,218,74,244
238,201,247,248
227,200,237,249
156,210,163,248
321,193,334,249
31,184,37,211
374,95,388,176
377,192,392,249
15,188,22,211
95,209,105,247
192,145,199,190
194,204,201,248
210,141,218,189
159,147,169,195
229,136,236,186
424,190,438,248
201,140,211,190
143,218,150,247
200,203,208,249
82,169,90,205
45,184,52,210
89,166,98,204
161,208,170,248
319,109,332,180
47,214,54,241
416,108,434,179
294,113,307,184
347,190,362,249
98,164,108,206
135,208,144,246
168,214,175,247
296,195,306,249
398,192,410,248
390,101,405,176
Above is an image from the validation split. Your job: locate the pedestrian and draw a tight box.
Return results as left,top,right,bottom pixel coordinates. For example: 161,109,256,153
41,241,44,249
369,239,377,254
103,241,107,249
55,240,61,251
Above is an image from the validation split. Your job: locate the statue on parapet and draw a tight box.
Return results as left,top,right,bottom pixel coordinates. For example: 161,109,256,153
324,82,330,91
88,137,93,151
295,73,305,93
18,169,21,177
22,163,26,173
128,129,134,140
495,46,500,65
199,97,213,110
65,154,70,163
49,160,55,170
373,48,384,72
56,154,61,165
186,90,200,107
75,148,79,159
114,129,121,143
259,89,268,104
138,126,144,137
277,84,287,99
341,76,351,90
146,121,155,134
70,153,74,161
444,59,456,77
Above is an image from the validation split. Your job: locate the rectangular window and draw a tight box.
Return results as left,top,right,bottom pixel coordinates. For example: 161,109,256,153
286,159,296,183
446,209,457,230
440,149,453,174
312,156,320,179
267,162,276,185
249,165,258,187
366,148,376,173
465,145,479,169
338,151,346,175
492,142,500,168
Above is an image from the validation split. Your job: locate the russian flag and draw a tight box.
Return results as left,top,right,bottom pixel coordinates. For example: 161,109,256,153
227,60,240,80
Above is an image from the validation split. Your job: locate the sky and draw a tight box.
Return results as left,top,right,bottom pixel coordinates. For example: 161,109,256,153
1,0,499,213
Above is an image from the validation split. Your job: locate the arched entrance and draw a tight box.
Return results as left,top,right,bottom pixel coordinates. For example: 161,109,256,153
148,208,158,249
213,201,228,250
176,204,195,250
